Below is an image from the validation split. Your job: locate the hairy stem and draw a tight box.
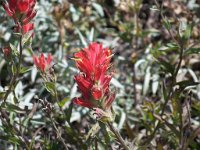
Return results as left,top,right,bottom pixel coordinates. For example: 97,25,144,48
107,122,130,150
0,109,30,149
50,115,69,150
53,80,70,125
3,35,23,102
1,33,31,148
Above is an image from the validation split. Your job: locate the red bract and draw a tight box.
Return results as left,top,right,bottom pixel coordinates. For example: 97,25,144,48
33,53,52,72
2,47,11,57
14,23,34,34
2,0,36,34
73,42,115,110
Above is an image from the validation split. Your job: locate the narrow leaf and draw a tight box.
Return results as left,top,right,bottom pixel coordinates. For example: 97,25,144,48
185,48,200,55
44,82,56,96
76,28,87,47
176,80,199,90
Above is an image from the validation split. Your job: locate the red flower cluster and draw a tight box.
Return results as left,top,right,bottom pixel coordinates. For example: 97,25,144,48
2,0,36,34
73,43,115,110
33,53,52,72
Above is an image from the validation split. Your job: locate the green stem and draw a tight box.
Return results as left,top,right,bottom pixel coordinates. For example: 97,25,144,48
53,82,69,121
0,109,30,148
3,35,23,102
50,115,69,150
107,122,130,150
1,33,30,148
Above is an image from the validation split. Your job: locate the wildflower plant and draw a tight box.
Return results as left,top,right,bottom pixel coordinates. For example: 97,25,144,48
1,0,37,102
0,0,200,149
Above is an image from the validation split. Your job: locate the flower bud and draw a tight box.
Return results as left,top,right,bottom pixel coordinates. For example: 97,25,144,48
2,47,11,57
33,53,52,72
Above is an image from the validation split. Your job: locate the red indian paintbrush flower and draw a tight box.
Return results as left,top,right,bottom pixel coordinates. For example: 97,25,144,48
2,0,37,34
72,42,115,111
33,53,52,72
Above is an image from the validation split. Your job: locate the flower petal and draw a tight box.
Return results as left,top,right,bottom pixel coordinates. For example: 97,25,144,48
47,54,52,65
17,0,29,13
2,3,13,16
92,87,102,100
73,97,93,108
23,10,37,25
22,23,34,34
33,55,39,66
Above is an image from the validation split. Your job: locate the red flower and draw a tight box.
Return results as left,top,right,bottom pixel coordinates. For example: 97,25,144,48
33,53,52,72
2,47,11,57
2,0,36,34
73,42,115,110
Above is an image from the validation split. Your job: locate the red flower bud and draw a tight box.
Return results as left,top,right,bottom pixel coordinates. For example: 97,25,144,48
33,53,52,72
2,47,11,57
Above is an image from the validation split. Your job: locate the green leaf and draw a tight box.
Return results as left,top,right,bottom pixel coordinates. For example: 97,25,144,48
11,64,17,74
13,90,19,104
111,78,124,89
163,118,180,138
92,3,104,17
0,135,21,145
20,66,32,74
31,67,37,82
175,80,199,90
13,32,22,37
0,91,6,99
99,122,113,144
22,32,33,46
152,74,159,95
9,112,15,125
179,21,187,38
5,103,26,114
179,21,193,41
183,24,193,39
163,18,171,30
88,27,94,42
44,82,56,96
9,43,19,56
185,48,200,55
66,102,73,122
162,82,167,102
85,122,100,141
171,90,182,120
58,97,70,107
143,67,151,95
150,6,160,11
70,4,80,22
159,43,179,51
118,110,126,130
158,59,175,75
76,28,87,47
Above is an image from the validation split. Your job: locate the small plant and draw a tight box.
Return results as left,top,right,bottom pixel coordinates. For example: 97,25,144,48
0,0,200,149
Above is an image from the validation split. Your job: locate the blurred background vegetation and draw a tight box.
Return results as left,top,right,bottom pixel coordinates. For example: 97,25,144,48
0,0,200,149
